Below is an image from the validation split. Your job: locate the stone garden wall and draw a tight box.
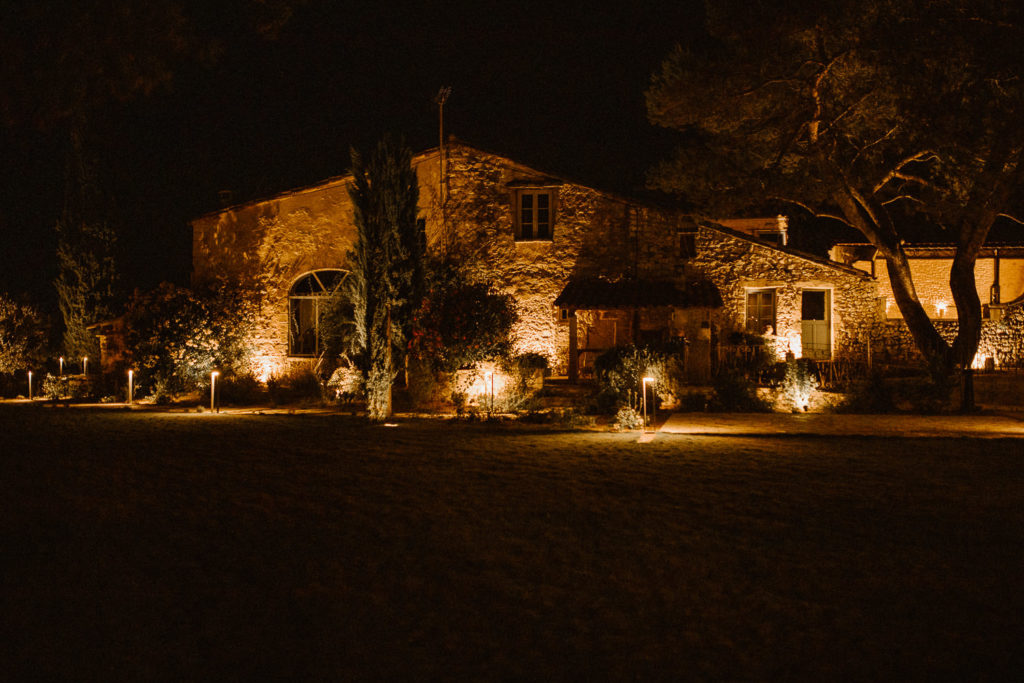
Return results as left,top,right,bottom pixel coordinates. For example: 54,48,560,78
863,305,1024,369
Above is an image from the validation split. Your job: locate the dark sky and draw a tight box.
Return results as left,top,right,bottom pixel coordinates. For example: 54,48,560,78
0,1,706,307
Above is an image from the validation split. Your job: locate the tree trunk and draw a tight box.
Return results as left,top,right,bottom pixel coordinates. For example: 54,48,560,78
950,249,984,412
830,184,952,373
884,251,951,373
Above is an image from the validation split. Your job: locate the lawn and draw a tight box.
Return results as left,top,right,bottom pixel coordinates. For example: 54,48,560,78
2,404,1022,680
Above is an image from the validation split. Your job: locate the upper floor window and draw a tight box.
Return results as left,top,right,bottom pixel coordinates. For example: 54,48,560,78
515,189,555,241
289,269,347,357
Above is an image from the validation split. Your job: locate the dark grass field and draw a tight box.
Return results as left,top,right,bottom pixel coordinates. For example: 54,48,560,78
2,404,1022,680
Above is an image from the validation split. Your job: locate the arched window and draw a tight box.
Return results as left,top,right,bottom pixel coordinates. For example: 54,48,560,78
288,270,347,357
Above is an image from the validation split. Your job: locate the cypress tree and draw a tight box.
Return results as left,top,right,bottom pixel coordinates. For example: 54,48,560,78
346,137,421,420
53,121,121,361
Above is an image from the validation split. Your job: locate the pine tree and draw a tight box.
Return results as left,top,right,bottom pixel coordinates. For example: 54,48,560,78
647,0,1024,408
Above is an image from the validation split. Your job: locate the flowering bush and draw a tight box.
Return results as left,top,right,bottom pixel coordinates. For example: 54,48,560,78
409,264,518,373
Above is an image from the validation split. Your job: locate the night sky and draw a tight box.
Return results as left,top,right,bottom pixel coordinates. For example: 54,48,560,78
0,1,706,307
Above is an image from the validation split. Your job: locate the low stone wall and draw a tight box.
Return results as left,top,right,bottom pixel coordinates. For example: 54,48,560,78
861,306,1024,368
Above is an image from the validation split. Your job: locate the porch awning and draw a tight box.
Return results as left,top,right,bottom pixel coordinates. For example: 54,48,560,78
553,277,722,310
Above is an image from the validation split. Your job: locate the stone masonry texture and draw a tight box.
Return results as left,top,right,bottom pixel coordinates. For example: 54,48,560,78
192,142,883,377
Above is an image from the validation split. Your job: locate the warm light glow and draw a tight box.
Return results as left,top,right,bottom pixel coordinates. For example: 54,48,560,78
28,370,33,400
128,370,134,405
211,371,219,412
465,362,508,405
252,358,283,384
82,356,88,375
786,331,802,360
936,301,948,318
971,355,992,371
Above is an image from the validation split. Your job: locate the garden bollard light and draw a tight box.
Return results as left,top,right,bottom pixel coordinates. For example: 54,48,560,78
638,378,655,432
211,371,219,413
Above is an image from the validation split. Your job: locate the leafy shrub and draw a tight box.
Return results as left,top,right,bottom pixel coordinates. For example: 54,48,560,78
218,373,267,405
594,341,686,414
409,262,518,373
614,405,644,430
326,362,364,403
267,367,325,406
124,281,261,399
709,371,770,412
494,353,549,412
778,357,819,412
0,293,49,375
42,374,67,400
892,374,956,414
838,370,896,414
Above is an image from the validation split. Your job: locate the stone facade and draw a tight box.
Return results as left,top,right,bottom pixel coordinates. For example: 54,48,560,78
692,224,878,359
191,142,881,379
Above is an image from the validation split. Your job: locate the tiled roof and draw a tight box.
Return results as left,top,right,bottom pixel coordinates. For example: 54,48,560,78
554,277,722,310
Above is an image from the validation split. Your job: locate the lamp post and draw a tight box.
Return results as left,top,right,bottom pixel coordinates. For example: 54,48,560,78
485,371,494,415
211,371,219,413
82,356,88,376
642,376,655,433
27,370,32,400
127,370,134,406
59,356,64,376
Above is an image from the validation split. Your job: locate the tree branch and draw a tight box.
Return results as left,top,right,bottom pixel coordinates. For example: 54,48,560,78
872,151,937,194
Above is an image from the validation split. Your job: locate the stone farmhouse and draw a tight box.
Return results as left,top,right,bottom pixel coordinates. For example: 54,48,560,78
191,141,881,383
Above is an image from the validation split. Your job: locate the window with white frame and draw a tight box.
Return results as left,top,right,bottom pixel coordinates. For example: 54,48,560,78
746,288,777,335
515,189,554,240
288,270,347,357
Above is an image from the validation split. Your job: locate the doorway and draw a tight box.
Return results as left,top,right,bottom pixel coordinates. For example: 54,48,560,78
801,290,831,360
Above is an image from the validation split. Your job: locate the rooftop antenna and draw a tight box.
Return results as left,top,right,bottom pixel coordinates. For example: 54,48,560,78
435,86,452,254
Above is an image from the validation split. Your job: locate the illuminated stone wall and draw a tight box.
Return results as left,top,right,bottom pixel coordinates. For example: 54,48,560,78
192,142,881,375
863,307,1024,369
440,144,688,371
192,176,359,379
692,224,880,359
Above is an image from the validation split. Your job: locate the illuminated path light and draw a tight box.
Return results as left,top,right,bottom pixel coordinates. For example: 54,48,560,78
211,371,219,413
641,376,655,434
82,356,88,376
27,370,33,400
59,356,64,376
127,370,134,406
